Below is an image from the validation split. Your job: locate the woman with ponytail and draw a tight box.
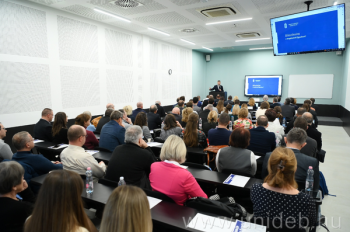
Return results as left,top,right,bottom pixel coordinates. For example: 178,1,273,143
250,147,316,230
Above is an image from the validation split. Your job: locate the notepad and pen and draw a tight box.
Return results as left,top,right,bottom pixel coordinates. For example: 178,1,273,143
223,174,250,188
48,144,68,150
85,150,99,155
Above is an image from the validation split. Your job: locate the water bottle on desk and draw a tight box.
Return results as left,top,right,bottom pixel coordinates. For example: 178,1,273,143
229,121,233,131
305,166,314,196
118,176,126,186
282,117,286,128
199,118,202,130
86,167,93,194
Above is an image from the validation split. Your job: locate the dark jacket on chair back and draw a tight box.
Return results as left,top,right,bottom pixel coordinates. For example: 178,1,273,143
96,116,110,133
247,126,276,154
281,105,295,122
147,112,162,130
34,119,53,141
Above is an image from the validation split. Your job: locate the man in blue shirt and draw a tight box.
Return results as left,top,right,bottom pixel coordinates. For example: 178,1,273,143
99,110,126,152
208,113,232,145
131,102,146,123
12,131,63,188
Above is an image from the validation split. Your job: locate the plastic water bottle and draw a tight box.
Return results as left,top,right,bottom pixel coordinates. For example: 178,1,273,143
305,166,314,196
86,167,93,194
229,121,233,131
282,117,286,128
199,118,202,130
118,176,126,186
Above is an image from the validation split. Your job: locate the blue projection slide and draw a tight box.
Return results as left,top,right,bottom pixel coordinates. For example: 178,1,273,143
275,11,339,53
247,78,279,95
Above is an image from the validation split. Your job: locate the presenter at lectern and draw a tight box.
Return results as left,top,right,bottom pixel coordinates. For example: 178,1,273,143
209,80,224,92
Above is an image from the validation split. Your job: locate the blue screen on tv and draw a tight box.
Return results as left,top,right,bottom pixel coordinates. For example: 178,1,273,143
245,75,283,97
270,4,345,56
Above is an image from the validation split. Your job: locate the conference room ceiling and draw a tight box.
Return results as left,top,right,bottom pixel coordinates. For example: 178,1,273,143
18,0,350,52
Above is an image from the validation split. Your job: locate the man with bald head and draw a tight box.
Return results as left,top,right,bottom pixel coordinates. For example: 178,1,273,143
170,107,182,122
131,102,146,123
147,105,162,130
106,103,115,110
303,112,322,151
60,125,106,180
34,108,54,141
12,131,62,188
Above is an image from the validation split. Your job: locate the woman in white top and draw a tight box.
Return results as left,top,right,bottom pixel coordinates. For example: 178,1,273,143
265,109,285,145
255,101,269,120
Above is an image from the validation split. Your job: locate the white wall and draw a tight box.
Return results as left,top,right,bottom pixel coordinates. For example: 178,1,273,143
0,0,192,128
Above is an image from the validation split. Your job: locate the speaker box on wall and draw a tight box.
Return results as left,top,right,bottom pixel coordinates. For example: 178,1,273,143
206,55,211,62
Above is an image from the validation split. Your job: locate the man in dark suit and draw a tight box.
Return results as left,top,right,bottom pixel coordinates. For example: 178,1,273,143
285,107,307,134
247,115,276,154
170,107,182,122
281,98,295,122
224,95,234,106
209,80,224,92
304,100,319,128
269,97,280,108
147,105,162,130
132,102,146,123
95,108,114,133
104,126,157,190
202,95,210,110
303,112,322,151
262,128,320,191
34,108,54,141
214,94,221,105
199,104,212,124
155,101,165,118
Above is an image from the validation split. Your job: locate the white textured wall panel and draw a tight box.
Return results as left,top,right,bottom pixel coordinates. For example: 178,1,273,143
106,69,134,104
105,29,133,67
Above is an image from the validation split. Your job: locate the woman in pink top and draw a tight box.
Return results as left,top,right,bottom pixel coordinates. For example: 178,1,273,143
149,135,207,205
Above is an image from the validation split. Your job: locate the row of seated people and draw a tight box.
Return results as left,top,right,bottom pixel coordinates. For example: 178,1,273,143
0,128,317,231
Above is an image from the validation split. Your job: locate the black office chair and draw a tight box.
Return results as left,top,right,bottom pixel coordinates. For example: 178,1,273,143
93,131,100,135
221,169,254,178
182,162,211,171
142,188,175,203
153,128,162,138
154,137,165,143
94,146,112,153
80,174,86,180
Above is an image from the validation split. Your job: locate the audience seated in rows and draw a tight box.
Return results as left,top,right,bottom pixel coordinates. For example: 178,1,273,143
231,100,240,119
273,106,283,125
100,185,152,232
224,95,234,107
34,108,54,141
95,108,113,133
155,101,165,118
199,104,212,124
214,94,220,105
269,97,281,108
0,122,12,160
247,116,276,154
175,100,186,115
262,95,269,103
184,113,207,148
262,128,320,191
24,170,97,232
265,109,284,145
170,107,182,122
208,113,231,146
290,97,299,111
119,109,132,129
52,112,68,144
60,125,106,180
208,98,218,112
303,112,322,151
251,147,316,229
83,111,96,132
304,100,319,128
99,110,126,152
134,112,152,141
216,128,257,176
147,105,162,130
248,98,257,110
75,114,99,150
217,99,225,114
160,114,183,141
202,111,217,136
201,95,210,109
181,107,193,128
132,102,146,123
241,104,252,120
285,107,307,134
234,108,253,129
12,132,62,185
105,126,157,189
310,98,318,112
123,105,133,120
150,135,207,205
92,103,115,128
192,97,202,114
224,104,232,115
185,102,198,115
255,101,269,120
196,96,203,107
281,98,295,122
0,161,33,232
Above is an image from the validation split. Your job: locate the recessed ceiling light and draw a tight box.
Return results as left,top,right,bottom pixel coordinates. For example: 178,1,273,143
206,18,252,25
180,28,199,33
148,27,170,36
202,47,213,51
236,38,270,42
180,39,195,45
93,9,131,23
249,47,273,50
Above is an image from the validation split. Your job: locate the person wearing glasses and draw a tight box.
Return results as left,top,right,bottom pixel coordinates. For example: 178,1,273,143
60,125,106,180
0,122,13,160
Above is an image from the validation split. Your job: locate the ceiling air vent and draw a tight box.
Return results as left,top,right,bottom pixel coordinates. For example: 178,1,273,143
221,47,234,49
236,32,261,38
180,28,199,33
198,6,239,18
109,0,143,8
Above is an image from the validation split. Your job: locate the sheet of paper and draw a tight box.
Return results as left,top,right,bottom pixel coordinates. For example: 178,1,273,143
234,220,266,232
179,165,188,169
48,144,68,150
187,213,236,232
255,155,261,160
223,174,250,188
248,106,253,110
33,139,44,144
147,142,163,147
85,150,99,155
147,196,162,209
150,130,154,134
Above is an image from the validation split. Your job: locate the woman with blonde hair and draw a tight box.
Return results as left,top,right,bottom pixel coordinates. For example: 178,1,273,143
183,113,207,148
181,107,193,128
251,147,316,229
231,100,240,121
99,185,152,232
234,108,253,129
150,135,207,205
123,105,133,120
248,98,257,110
203,110,218,136
216,100,225,114
233,96,239,101
25,170,97,232
241,103,252,120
